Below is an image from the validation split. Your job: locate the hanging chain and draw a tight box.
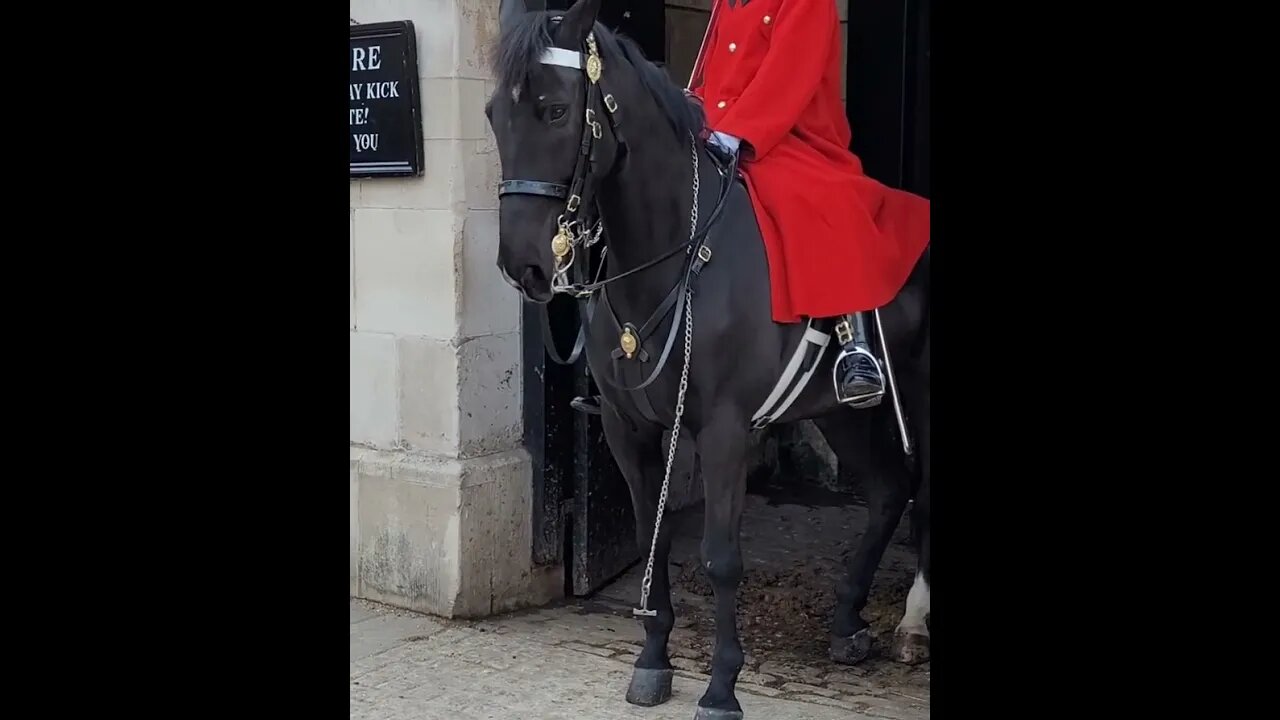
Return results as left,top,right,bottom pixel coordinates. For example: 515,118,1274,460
635,134,700,618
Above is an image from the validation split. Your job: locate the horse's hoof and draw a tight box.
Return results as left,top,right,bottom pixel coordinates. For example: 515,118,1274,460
626,667,674,707
890,631,930,665
693,708,744,720
829,628,873,665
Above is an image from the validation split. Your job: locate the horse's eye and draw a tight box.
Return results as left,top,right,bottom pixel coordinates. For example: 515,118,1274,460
549,105,567,122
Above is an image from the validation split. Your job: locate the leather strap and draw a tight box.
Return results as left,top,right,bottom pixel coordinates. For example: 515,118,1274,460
498,179,569,199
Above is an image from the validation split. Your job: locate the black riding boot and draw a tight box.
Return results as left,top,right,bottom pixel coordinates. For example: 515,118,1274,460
833,312,885,408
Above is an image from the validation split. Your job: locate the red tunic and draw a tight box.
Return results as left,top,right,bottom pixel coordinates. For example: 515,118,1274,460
690,0,930,323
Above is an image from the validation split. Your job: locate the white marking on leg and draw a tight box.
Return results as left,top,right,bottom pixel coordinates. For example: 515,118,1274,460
895,571,930,636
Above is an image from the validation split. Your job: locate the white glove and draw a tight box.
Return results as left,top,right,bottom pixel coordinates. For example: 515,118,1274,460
709,131,741,155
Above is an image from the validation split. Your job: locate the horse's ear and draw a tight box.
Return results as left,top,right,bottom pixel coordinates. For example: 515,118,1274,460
499,0,527,33
556,0,603,46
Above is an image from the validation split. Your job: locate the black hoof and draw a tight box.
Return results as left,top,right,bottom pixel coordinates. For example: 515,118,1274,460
693,708,744,720
890,631,930,665
829,627,873,665
626,667,674,707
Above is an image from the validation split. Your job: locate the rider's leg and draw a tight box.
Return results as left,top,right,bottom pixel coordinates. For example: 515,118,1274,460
833,311,885,408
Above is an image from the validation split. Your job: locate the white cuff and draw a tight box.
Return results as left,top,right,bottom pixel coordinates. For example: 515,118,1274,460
710,131,741,154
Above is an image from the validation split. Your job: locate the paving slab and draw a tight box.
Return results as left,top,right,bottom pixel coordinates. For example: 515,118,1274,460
350,600,447,661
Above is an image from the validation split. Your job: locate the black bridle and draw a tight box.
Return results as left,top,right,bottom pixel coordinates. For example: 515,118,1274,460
498,28,738,397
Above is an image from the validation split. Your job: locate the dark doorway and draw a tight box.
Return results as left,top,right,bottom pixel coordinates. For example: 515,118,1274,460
845,0,931,198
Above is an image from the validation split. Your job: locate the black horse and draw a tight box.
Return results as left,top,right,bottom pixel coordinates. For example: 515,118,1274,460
488,2,931,718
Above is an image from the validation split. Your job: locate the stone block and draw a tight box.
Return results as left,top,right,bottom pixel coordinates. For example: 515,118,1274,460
398,335,460,455
463,137,499,211
416,7,457,79
781,682,840,697
351,0,455,76
457,0,499,80
351,331,400,447
460,209,518,338
456,332,522,458
353,207,458,338
350,209,357,329
352,446,561,618
358,139,456,211
351,457,360,595
456,450,550,615
355,447,463,614
457,79,491,140
421,78,460,140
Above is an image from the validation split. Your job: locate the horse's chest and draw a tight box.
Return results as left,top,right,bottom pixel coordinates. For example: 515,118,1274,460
586,319,683,425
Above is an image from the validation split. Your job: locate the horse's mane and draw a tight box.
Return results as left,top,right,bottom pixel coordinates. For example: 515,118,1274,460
493,12,706,141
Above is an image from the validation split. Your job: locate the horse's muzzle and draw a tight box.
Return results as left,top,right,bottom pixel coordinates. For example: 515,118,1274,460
509,264,553,304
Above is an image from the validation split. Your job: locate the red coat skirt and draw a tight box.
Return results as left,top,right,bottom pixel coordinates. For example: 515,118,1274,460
690,0,930,323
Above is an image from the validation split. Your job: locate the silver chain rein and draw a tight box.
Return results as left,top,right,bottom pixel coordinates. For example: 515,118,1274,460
635,134,700,618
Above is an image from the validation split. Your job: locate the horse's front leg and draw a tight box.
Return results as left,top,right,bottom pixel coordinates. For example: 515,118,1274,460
693,414,749,720
600,408,679,707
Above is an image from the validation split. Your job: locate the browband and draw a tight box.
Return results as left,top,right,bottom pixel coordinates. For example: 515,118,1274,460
539,47,583,70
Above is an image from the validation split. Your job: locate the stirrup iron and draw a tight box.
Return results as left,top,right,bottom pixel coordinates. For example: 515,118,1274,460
834,345,886,407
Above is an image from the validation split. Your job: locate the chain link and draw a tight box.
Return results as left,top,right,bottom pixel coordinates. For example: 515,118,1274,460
636,134,700,617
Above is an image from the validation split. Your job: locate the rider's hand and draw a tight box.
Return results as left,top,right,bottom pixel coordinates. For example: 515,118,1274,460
709,131,741,156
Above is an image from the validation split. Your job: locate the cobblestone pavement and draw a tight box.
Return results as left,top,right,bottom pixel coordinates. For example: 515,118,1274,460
352,599,923,719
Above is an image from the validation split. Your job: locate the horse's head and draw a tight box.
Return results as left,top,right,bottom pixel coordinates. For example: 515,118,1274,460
488,0,622,303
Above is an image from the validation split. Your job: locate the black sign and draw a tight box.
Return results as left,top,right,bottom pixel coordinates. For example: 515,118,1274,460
350,21,424,178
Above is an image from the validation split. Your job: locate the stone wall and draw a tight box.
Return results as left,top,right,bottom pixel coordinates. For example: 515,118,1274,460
350,0,560,618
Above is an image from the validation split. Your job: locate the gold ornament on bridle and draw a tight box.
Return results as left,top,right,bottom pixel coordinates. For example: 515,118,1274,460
620,327,638,359
549,35,605,274
586,33,602,84
551,223,572,262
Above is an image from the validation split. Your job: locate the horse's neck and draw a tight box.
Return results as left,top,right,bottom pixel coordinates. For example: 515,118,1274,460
599,136,715,313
